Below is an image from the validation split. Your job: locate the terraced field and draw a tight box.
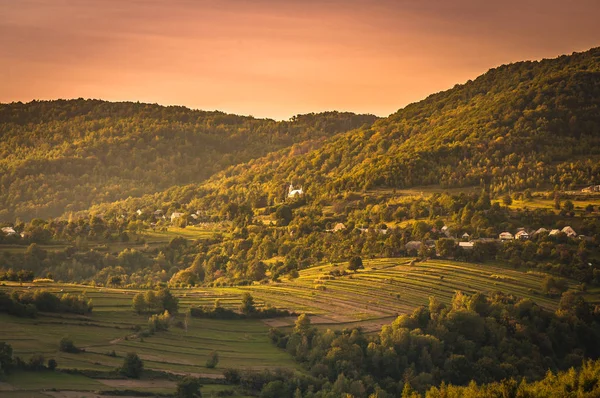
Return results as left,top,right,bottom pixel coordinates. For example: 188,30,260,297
0,257,581,395
173,258,573,330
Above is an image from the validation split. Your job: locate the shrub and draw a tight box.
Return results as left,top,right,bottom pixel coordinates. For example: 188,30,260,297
120,352,144,378
59,337,80,354
206,351,219,368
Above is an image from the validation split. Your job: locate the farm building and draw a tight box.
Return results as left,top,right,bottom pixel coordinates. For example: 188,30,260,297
499,232,514,241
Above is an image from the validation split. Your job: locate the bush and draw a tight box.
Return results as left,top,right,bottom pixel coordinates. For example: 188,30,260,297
47,358,57,371
206,351,219,369
347,256,364,271
120,352,144,378
59,337,80,354
176,376,202,397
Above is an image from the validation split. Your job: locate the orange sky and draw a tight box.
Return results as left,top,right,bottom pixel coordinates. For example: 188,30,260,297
1,0,600,120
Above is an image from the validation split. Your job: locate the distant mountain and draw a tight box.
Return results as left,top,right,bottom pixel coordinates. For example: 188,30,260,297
87,47,600,216
0,99,376,220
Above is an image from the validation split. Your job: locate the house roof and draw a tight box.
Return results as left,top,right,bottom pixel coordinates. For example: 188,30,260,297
459,242,474,249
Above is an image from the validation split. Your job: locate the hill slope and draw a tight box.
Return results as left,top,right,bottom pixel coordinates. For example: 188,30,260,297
0,100,376,220
89,47,600,215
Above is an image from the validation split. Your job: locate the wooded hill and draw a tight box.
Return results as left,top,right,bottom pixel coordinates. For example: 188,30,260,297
0,100,376,221
85,47,600,217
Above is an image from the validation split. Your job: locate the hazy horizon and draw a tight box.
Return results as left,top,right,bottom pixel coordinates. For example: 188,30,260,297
1,0,600,120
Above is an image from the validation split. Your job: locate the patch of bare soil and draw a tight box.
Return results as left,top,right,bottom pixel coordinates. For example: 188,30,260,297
261,317,295,328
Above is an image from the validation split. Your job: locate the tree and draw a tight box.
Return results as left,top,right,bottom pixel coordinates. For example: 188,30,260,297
47,358,57,371
436,238,457,258
176,376,202,397
294,313,311,335
275,205,293,226
348,256,364,272
0,342,12,376
28,354,46,371
132,293,146,314
157,288,179,314
205,351,219,368
240,293,255,315
144,290,160,312
59,337,79,354
121,352,144,378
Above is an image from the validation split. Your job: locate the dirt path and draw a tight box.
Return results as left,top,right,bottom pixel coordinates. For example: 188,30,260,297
147,368,225,379
45,392,141,398
97,378,176,388
0,382,15,391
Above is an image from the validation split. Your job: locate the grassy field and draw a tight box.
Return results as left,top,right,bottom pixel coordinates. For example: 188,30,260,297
180,258,571,329
0,257,586,395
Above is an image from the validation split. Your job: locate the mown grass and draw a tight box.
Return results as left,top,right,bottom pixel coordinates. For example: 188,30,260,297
4,371,104,390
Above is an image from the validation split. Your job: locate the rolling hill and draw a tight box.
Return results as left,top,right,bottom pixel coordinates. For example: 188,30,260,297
0,100,376,221
85,47,600,217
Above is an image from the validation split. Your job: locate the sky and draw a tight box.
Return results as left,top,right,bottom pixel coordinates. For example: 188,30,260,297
1,0,600,120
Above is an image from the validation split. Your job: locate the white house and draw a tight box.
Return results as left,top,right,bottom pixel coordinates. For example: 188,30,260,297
549,229,561,236
459,242,474,250
441,226,451,237
1,227,17,236
499,232,514,241
561,226,577,237
288,184,304,198
461,232,470,240
333,223,346,232
171,212,184,223
515,230,530,240
533,228,548,235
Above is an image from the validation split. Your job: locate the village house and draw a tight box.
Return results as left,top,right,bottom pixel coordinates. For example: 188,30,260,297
170,212,184,223
333,223,346,232
549,229,561,236
1,227,17,236
533,228,548,236
461,232,470,240
499,232,513,241
582,185,600,193
459,242,474,250
561,226,577,237
441,226,451,237
515,230,530,240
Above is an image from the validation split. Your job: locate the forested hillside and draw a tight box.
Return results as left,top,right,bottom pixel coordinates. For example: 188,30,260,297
97,47,600,215
0,100,376,220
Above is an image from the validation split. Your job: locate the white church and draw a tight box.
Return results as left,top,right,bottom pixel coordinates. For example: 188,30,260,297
288,184,304,198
